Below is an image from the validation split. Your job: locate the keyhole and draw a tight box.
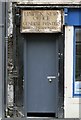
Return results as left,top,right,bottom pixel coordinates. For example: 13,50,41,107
49,78,52,83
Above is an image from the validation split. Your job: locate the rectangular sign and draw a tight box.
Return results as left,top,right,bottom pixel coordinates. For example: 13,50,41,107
21,10,62,33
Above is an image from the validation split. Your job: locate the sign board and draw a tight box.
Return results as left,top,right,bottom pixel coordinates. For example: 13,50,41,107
21,10,62,33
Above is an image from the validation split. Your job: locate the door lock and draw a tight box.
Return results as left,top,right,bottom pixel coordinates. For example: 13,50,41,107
48,78,52,83
47,76,56,83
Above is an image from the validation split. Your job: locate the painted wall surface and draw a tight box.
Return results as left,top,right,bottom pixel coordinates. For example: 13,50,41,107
64,26,81,118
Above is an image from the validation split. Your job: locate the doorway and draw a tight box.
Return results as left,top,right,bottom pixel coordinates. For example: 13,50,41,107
24,33,60,117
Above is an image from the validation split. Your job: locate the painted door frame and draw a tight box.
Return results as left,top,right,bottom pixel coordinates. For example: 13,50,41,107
14,5,64,118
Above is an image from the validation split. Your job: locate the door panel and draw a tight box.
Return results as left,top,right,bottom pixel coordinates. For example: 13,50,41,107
24,34,58,114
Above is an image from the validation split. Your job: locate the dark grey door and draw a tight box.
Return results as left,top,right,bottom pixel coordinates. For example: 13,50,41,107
24,34,58,115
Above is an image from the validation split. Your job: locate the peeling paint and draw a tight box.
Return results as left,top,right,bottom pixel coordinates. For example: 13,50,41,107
8,84,13,106
8,2,13,36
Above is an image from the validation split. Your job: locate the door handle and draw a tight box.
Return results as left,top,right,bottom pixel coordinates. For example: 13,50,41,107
47,76,56,79
47,76,56,83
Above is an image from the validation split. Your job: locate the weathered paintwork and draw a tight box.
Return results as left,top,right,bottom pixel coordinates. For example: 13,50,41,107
17,0,81,4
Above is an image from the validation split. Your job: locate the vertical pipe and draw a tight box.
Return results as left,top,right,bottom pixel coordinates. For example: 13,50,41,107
2,2,6,119
5,2,8,117
0,2,3,119
0,2,6,119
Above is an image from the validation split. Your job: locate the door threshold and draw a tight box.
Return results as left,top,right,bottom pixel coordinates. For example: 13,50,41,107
27,113,56,118
2,117,56,120
27,117,54,119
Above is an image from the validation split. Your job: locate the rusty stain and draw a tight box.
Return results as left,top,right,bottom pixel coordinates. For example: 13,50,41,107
21,10,63,33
